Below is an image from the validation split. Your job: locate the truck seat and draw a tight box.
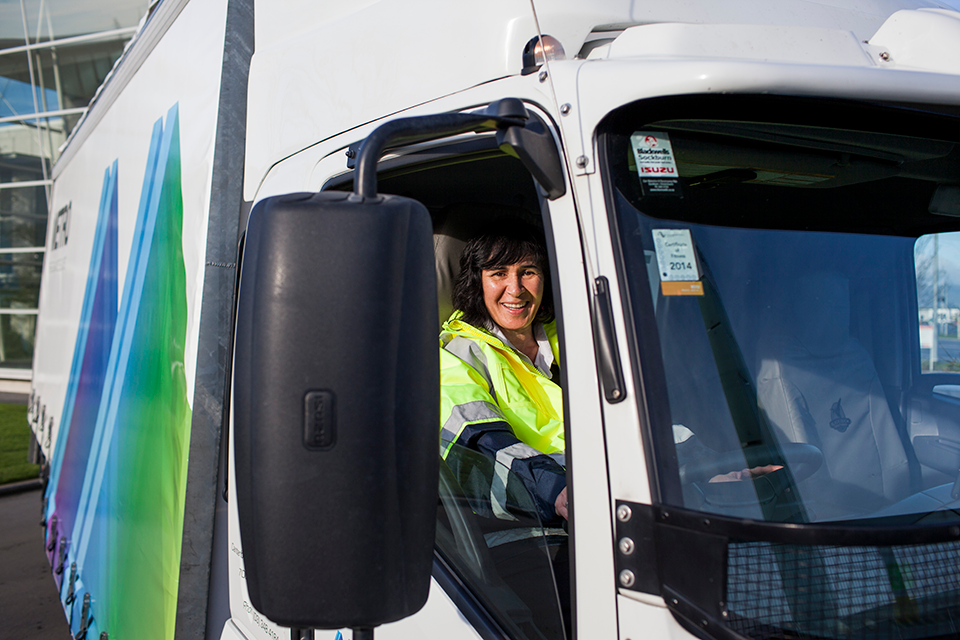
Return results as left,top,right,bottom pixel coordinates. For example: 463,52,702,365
756,273,911,520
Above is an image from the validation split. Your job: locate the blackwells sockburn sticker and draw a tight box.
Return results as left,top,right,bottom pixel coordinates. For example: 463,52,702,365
631,132,681,197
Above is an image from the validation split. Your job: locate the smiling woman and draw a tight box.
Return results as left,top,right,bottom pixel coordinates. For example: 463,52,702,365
439,220,567,522
437,220,571,636
455,221,553,358
481,261,545,357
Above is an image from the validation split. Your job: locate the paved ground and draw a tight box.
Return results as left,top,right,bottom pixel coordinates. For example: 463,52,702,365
0,391,28,405
0,485,72,639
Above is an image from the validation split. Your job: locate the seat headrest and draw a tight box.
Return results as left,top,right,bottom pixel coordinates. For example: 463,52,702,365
768,272,851,358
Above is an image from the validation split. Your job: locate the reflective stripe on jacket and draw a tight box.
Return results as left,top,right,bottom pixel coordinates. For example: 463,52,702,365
439,311,564,459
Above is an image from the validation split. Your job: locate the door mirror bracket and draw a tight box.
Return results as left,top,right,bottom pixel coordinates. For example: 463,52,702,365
354,97,566,201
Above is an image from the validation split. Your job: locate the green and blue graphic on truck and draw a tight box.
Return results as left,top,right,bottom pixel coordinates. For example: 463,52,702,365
44,104,191,640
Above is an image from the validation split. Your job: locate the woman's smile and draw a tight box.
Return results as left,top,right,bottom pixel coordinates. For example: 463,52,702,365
482,259,544,334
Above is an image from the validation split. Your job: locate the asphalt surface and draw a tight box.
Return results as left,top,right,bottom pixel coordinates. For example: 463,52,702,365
0,391,28,405
0,485,72,640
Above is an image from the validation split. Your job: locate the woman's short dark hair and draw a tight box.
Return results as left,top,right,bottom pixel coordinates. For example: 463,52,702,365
452,219,554,328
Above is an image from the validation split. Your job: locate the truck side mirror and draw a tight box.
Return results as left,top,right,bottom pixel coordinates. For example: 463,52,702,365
233,190,439,629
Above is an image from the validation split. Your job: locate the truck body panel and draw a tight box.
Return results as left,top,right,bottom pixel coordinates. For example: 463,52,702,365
31,0,233,637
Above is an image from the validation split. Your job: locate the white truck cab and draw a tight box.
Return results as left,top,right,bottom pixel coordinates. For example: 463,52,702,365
28,1,960,640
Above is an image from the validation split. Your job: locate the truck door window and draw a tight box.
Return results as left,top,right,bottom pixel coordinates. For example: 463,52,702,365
916,232,960,375
911,232,960,489
438,443,568,640
329,148,569,639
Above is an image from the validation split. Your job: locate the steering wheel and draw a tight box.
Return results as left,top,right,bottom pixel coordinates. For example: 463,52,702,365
679,442,823,485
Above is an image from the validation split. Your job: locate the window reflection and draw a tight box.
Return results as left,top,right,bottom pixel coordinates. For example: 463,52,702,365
0,0,146,371
3,1,146,44
438,443,568,639
916,233,960,372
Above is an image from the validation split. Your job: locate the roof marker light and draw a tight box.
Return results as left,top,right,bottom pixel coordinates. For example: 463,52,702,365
521,35,565,75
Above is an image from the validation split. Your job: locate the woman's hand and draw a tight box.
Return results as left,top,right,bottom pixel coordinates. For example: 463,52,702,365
555,487,569,520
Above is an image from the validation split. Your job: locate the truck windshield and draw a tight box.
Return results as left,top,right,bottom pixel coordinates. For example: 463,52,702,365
601,96,960,525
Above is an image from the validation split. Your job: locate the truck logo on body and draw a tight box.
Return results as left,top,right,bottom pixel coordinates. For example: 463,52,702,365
52,202,70,250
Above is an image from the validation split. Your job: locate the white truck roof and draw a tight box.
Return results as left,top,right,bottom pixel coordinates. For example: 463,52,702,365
244,0,957,198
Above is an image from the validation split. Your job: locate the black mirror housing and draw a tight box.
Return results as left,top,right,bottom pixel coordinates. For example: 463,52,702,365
233,190,439,628
496,117,566,200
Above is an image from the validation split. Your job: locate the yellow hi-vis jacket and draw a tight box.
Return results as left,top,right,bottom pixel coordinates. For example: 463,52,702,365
439,311,564,460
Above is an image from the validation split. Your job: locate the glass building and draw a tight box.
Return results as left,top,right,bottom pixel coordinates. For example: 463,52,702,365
0,0,148,380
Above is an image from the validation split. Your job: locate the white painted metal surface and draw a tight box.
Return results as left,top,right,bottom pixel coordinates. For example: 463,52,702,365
244,0,953,199
869,8,960,73
243,0,540,199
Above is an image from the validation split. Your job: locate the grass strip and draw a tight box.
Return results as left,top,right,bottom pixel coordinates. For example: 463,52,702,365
0,403,40,485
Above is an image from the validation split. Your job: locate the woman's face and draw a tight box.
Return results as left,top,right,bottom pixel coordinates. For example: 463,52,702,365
481,258,544,334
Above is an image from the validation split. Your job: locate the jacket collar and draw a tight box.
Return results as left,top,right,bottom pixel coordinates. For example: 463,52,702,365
443,311,560,373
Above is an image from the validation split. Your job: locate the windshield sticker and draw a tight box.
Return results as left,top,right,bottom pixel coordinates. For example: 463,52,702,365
653,229,703,296
631,132,681,197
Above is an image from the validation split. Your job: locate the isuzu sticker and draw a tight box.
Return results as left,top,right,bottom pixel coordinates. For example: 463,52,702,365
631,131,681,196
653,228,703,296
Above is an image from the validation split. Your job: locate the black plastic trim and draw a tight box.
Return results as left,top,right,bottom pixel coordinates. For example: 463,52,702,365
617,499,960,640
592,277,626,403
613,502,658,594
323,102,566,202
655,503,960,546
322,137,504,192
621,501,960,555
663,586,751,640
354,99,528,198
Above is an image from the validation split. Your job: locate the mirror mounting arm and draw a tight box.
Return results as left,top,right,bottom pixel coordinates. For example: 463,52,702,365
354,98,527,199
354,97,566,201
